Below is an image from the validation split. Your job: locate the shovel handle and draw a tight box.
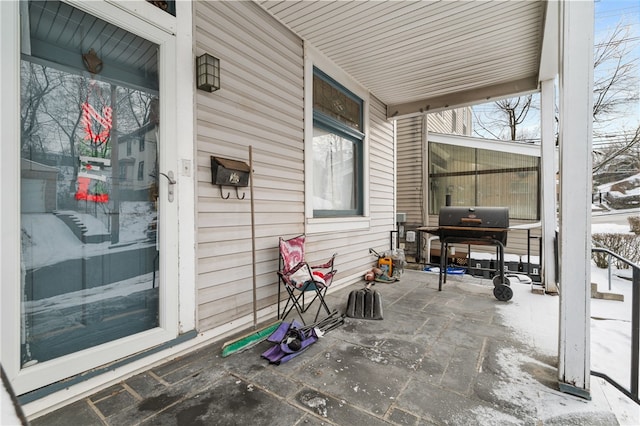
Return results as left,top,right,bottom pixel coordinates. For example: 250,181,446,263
369,248,382,258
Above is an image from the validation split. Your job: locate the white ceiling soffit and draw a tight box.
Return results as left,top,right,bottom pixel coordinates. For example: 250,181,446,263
257,0,549,119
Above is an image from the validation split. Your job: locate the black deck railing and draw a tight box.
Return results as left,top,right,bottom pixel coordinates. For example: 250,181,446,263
591,247,640,405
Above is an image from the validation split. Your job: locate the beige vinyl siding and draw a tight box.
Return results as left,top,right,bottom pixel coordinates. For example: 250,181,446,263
195,1,305,331
423,108,471,136
194,1,395,332
396,116,423,226
396,110,470,230
396,112,459,260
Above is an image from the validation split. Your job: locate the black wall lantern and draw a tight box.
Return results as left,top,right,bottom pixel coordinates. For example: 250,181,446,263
196,53,220,92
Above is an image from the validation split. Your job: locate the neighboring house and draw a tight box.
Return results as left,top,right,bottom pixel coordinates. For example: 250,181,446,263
118,121,159,201
396,111,543,265
0,0,596,417
20,159,58,213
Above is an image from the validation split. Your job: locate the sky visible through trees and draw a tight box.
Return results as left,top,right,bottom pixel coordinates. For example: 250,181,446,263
472,0,640,147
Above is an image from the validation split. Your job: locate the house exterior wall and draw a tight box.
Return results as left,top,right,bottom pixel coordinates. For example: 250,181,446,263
396,112,541,262
397,116,424,229
1,0,394,410
194,1,395,333
397,109,474,260
397,109,472,228
21,160,59,213
194,1,306,330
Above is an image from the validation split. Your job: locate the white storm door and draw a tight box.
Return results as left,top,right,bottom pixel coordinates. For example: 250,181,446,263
4,0,180,395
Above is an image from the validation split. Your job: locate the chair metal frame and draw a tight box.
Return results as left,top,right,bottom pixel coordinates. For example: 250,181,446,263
277,235,337,324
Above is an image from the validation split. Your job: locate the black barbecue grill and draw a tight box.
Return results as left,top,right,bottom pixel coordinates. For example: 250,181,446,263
424,206,513,301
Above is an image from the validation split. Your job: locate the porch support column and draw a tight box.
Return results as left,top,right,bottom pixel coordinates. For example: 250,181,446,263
557,0,594,399
540,79,557,294
421,114,429,227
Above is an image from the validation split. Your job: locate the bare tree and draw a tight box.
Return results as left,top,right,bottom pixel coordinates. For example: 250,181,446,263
473,21,639,143
20,62,58,154
593,127,640,175
472,93,540,142
592,23,639,128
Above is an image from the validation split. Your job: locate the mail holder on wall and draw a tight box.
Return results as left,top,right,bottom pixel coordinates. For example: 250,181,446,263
211,156,250,199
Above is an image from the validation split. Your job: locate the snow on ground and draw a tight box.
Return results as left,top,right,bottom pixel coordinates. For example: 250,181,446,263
449,269,639,424
21,204,154,269
490,223,639,424
444,213,640,424
23,272,156,314
592,223,634,234
598,173,640,194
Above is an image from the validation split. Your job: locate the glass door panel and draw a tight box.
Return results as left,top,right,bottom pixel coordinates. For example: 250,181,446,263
20,1,161,367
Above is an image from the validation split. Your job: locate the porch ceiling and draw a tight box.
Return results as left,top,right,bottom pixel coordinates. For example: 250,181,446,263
256,0,553,119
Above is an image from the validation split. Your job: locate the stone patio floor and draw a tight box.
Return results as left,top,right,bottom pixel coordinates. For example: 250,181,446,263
29,269,630,425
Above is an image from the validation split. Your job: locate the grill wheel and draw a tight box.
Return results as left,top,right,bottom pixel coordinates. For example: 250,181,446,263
493,284,513,301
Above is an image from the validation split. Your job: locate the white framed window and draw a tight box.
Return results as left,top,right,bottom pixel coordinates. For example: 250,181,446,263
304,45,371,233
312,68,364,217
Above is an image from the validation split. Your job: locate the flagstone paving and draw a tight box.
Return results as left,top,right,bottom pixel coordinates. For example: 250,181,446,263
30,270,620,425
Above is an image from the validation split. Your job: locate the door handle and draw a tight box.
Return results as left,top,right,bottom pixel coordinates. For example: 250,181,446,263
159,171,176,202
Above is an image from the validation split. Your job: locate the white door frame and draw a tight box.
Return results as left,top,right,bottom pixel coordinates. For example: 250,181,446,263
1,0,195,396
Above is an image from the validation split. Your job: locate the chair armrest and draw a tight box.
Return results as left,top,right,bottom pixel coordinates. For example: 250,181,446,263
310,253,337,270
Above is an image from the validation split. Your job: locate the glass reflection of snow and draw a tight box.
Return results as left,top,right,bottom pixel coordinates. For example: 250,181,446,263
20,201,159,365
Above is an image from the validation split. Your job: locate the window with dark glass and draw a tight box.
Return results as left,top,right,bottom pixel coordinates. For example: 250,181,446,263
145,0,176,16
312,68,364,217
429,142,540,220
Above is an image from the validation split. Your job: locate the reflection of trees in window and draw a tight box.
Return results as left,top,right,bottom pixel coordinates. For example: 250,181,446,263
20,63,155,160
20,61,155,182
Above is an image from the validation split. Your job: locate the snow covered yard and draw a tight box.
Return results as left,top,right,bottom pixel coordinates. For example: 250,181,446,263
489,214,640,425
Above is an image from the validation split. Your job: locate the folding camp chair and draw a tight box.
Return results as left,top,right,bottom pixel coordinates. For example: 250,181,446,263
277,235,337,325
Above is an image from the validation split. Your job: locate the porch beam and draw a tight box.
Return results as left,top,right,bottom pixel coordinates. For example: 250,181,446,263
557,0,594,399
387,76,539,120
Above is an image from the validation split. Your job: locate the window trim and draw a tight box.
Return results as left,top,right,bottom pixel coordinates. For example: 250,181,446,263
304,43,371,233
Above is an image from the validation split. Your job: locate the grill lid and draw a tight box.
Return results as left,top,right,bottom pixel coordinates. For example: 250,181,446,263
438,207,509,229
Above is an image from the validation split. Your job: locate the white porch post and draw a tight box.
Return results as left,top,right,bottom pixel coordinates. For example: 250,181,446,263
540,79,558,294
422,114,429,227
557,0,594,399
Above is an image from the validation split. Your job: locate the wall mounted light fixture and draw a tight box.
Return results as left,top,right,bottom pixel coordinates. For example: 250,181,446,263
196,53,220,92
